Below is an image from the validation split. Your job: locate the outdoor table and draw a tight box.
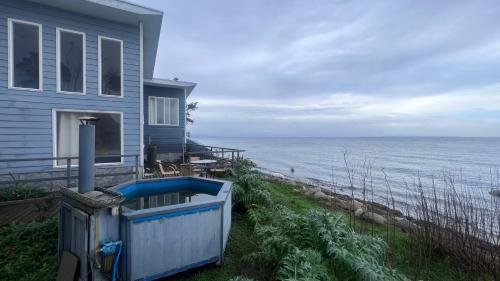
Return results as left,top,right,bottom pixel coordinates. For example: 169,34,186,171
190,159,217,177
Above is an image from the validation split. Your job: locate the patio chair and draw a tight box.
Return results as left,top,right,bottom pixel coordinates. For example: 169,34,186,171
156,160,180,177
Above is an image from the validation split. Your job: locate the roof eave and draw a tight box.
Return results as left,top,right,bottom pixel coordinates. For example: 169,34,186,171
26,0,163,78
144,78,197,97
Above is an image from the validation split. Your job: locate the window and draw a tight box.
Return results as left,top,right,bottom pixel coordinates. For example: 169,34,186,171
99,36,122,97
148,97,179,126
57,28,85,94
54,110,122,166
8,19,42,90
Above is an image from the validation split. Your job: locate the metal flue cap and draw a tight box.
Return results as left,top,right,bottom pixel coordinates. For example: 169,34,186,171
79,116,100,125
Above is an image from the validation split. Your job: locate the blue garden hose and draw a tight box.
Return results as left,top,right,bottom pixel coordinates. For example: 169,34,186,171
112,241,122,281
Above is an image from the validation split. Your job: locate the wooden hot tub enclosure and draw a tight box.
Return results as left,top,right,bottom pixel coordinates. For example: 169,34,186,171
59,177,232,281
112,177,232,280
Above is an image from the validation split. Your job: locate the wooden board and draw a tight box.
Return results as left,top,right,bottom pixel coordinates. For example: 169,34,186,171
56,250,79,281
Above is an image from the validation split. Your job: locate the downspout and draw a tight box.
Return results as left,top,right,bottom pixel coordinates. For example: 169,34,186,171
184,88,187,162
139,21,144,175
184,88,187,143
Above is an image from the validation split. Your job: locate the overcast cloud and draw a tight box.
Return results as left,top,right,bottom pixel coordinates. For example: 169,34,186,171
132,0,500,137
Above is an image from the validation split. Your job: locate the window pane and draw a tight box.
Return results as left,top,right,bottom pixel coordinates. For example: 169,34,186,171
12,22,39,89
56,112,80,166
100,39,121,96
56,111,121,165
60,31,83,92
149,98,156,125
170,99,179,125
156,98,165,124
164,98,171,125
94,112,121,163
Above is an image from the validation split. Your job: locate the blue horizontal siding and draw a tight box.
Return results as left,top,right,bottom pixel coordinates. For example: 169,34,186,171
0,0,141,175
144,85,186,154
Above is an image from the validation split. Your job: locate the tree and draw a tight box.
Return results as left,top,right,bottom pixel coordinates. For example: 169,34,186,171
186,101,198,124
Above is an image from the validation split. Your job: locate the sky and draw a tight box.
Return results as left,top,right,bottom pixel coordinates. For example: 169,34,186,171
132,0,500,137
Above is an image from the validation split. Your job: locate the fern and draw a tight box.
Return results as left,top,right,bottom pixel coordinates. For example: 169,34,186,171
305,209,408,281
248,206,408,281
232,166,272,208
252,225,295,270
247,205,272,226
230,159,408,281
230,159,257,178
278,248,334,281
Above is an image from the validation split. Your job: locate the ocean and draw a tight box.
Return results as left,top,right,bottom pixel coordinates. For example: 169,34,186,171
193,137,500,210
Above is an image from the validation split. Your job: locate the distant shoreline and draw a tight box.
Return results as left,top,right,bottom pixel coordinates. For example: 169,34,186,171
193,136,500,139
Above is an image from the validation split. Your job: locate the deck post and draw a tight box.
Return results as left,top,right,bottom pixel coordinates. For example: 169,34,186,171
135,155,139,180
231,152,234,168
182,143,185,163
66,158,71,188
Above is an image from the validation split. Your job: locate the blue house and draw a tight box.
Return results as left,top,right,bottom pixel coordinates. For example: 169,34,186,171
0,0,196,186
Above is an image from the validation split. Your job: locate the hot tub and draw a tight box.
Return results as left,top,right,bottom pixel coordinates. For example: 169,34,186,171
111,177,232,280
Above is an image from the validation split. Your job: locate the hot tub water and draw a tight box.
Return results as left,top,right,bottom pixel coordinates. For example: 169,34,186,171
123,189,218,210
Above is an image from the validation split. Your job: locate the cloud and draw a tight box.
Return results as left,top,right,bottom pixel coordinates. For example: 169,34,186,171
132,0,500,137
198,83,500,115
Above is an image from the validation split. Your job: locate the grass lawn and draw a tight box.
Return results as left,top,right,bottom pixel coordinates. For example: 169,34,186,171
0,179,486,281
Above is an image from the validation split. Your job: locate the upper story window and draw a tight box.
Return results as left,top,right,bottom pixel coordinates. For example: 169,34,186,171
57,28,85,94
8,19,42,90
148,96,179,126
99,36,123,97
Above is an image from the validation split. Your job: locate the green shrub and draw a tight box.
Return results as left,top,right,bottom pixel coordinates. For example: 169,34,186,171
278,248,332,281
305,209,406,281
233,173,273,209
0,184,46,202
231,160,272,209
230,159,257,178
247,205,408,281
0,219,58,281
231,159,408,281
228,276,255,281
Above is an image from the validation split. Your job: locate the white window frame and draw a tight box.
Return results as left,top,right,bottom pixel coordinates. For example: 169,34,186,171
52,109,124,168
8,18,43,91
98,35,123,98
148,96,180,126
56,28,86,95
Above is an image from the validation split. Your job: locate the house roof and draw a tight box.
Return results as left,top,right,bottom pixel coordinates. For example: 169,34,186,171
26,0,163,78
144,78,197,97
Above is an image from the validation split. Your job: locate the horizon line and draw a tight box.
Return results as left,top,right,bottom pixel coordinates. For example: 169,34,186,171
190,135,500,139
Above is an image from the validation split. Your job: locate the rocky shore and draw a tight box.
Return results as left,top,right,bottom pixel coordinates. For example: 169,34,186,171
263,173,418,233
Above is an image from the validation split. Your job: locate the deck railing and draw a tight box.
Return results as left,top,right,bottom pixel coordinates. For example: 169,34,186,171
0,154,140,187
186,144,246,163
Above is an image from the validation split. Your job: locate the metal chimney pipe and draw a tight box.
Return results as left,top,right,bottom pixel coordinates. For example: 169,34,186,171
78,117,99,193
